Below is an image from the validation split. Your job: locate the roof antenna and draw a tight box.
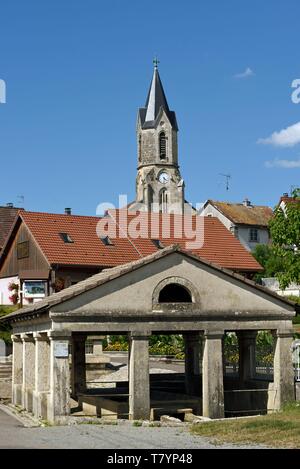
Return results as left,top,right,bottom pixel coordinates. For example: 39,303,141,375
219,174,231,191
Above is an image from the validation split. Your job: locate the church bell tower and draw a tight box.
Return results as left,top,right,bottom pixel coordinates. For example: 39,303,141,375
133,60,185,214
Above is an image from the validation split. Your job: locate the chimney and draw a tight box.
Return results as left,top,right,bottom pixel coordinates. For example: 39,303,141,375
64,208,72,215
243,198,251,207
283,192,288,197
6,203,14,208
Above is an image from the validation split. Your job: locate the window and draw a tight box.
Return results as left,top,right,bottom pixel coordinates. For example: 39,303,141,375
100,236,114,246
249,228,259,242
59,232,74,243
159,284,192,303
152,239,164,249
159,132,167,159
17,241,29,259
159,189,168,213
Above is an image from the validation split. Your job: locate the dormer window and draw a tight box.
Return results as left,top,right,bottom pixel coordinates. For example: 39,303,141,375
159,132,167,159
59,232,74,243
100,236,114,246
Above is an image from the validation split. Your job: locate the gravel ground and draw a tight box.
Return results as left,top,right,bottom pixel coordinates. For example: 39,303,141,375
0,407,267,449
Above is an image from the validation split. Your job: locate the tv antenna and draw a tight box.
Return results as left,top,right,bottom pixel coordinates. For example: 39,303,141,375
219,174,231,191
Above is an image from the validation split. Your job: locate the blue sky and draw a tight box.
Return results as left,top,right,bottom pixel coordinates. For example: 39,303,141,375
0,0,299,215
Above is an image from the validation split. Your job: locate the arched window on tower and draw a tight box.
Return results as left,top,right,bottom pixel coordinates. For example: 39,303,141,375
159,189,168,213
159,132,167,159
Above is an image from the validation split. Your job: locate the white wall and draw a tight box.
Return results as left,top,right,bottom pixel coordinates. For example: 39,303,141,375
0,276,19,305
200,203,233,231
0,277,45,306
237,226,270,252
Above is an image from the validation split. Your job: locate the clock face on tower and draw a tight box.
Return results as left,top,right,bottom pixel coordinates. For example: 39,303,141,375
159,172,169,184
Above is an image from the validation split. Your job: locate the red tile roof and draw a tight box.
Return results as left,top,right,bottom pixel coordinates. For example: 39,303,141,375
7,209,262,272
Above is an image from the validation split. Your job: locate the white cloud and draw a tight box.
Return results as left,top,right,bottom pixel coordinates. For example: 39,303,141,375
234,67,254,79
258,121,300,147
265,158,300,168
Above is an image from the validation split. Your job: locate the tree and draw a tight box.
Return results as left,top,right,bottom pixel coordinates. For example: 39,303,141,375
252,244,286,283
268,188,300,289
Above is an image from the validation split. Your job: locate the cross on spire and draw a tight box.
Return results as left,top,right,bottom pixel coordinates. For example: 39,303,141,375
153,57,160,69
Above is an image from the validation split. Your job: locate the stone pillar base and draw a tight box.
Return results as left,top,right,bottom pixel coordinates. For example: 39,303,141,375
12,384,22,406
33,391,50,419
23,388,34,412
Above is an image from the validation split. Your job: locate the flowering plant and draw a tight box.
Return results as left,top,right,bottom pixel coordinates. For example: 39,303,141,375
8,281,19,304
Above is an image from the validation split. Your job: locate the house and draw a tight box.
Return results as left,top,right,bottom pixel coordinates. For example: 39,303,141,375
0,208,262,305
0,204,23,253
199,199,273,252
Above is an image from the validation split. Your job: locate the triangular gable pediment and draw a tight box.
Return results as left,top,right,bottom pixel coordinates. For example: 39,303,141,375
49,250,295,320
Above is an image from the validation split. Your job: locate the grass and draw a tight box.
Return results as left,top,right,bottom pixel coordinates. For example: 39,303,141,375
191,403,300,448
132,420,143,427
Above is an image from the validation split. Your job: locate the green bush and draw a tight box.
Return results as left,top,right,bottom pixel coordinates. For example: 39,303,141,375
0,305,16,344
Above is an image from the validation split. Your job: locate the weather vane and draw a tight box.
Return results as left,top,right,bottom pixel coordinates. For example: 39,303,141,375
153,56,160,69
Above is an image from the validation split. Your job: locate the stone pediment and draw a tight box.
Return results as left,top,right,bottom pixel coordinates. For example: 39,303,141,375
2,245,296,325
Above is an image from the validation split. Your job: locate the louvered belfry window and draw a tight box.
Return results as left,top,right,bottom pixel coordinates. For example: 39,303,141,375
159,132,167,159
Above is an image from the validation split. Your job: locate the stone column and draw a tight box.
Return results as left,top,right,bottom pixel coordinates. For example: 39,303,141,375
184,333,202,395
271,330,295,410
33,333,50,419
237,331,257,383
21,333,35,412
48,331,71,424
129,332,150,420
71,334,87,400
202,331,224,419
88,336,104,355
11,335,23,406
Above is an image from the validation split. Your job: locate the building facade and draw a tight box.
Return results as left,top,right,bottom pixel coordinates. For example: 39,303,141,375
200,199,273,252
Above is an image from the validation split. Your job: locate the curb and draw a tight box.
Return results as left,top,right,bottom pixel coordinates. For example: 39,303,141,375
0,403,40,428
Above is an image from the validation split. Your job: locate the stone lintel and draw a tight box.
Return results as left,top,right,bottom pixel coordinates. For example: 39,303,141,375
87,335,105,341
47,330,72,340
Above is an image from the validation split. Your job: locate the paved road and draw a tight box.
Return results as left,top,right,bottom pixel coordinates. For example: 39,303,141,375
0,408,266,449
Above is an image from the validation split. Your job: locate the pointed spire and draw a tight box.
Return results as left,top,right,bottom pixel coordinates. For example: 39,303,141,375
138,59,178,130
145,59,170,123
